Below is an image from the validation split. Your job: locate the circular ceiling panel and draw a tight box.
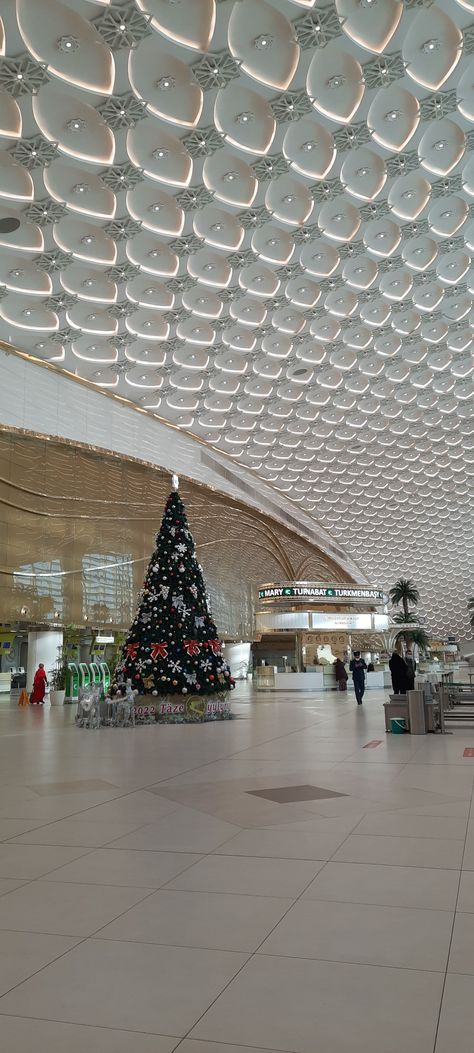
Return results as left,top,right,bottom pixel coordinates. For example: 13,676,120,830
0,0,471,639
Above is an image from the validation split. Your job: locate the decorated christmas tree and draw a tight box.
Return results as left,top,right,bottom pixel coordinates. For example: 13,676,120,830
117,476,235,709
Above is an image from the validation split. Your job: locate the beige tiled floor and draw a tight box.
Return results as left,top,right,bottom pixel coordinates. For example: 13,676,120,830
0,684,473,1052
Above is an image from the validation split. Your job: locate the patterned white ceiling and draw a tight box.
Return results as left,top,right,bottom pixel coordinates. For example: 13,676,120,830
0,0,472,637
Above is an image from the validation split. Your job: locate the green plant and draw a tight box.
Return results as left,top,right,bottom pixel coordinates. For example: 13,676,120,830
392,611,419,625
395,626,430,655
49,646,68,691
389,578,420,620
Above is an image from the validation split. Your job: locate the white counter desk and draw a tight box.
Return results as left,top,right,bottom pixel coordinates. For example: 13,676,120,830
267,670,392,692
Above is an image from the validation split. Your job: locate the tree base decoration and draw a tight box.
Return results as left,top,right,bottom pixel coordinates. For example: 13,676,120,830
105,475,234,727
134,692,232,725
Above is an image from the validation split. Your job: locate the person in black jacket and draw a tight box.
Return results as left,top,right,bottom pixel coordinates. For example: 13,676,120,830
405,648,416,691
389,643,408,694
349,651,367,705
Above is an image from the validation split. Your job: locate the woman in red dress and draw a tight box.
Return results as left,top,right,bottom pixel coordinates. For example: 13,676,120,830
30,663,48,704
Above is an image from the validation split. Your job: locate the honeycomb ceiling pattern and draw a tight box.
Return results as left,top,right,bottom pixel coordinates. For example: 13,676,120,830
0,0,472,637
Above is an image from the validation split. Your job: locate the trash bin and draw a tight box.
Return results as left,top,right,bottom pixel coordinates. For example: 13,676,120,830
391,718,406,734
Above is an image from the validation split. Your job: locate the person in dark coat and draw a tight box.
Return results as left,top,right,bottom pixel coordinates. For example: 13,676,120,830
349,651,367,705
405,648,416,692
389,644,408,694
334,657,348,692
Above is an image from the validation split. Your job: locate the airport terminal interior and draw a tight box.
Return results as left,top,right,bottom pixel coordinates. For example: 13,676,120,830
0,0,473,1050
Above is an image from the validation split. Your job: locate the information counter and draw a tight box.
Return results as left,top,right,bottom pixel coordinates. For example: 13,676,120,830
366,670,392,690
274,671,324,691
263,669,392,692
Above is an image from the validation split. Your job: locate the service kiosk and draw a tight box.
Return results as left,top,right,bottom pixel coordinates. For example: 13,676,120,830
65,662,79,703
78,662,91,690
89,661,101,687
99,662,110,692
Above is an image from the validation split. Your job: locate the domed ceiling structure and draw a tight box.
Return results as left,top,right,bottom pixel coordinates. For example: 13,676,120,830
0,0,472,637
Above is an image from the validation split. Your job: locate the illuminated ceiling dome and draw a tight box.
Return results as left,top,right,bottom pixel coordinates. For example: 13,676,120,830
0,0,472,636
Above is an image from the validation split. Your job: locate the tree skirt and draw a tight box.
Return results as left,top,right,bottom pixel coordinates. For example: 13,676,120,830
137,693,232,724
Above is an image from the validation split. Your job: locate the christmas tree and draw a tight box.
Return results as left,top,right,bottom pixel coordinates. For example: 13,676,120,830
117,476,235,704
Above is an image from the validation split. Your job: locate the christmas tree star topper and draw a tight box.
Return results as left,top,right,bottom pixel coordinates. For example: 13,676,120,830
172,473,179,491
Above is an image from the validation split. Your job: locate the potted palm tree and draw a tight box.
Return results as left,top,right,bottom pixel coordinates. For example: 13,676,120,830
389,578,420,622
49,646,67,706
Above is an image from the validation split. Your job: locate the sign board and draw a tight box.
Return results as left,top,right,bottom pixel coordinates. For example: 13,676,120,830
311,612,372,630
256,611,389,632
258,584,385,603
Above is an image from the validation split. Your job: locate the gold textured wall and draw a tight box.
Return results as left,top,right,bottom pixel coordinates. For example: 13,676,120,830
0,430,350,637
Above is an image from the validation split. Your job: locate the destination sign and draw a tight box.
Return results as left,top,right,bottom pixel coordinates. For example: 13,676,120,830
258,585,385,602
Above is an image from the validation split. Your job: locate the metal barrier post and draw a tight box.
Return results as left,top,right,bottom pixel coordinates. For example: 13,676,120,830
408,689,426,734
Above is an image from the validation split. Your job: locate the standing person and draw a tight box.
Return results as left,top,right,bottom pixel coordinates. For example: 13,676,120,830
349,650,367,705
334,656,348,692
405,647,416,692
30,663,48,705
389,642,408,694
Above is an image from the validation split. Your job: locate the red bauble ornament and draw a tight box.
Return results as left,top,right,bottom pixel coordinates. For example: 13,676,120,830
209,675,214,681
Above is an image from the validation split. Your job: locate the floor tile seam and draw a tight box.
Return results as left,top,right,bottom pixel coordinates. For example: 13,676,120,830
0,1010,182,1040
0,793,184,828
9,844,216,855
251,950,450,974
332,860,462,871
172,1035,298,1053
328,831,468,842
431,761,474,1053
38,876,193,890
0,926,86,939
209,851,355,862
298,895,458,912
3,812,185,846
285,898,458,916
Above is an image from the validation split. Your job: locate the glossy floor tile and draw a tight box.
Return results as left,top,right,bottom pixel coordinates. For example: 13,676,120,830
260,898,453,970
302,860,459,911
435,974,474,1053
0,684,472,1053
0,939,247,1036
0,1016,179,1052
191,954,443,1053
0,931,79,997
98,888,292,951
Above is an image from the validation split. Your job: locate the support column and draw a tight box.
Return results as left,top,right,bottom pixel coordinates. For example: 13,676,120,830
26,631,63,692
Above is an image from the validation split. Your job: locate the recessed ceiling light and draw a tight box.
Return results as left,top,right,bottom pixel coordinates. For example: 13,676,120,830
254,34,273,49
66,118,85,131
57,35,79,52
422,38,440,53
235,111,254,124
156,76,175,90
